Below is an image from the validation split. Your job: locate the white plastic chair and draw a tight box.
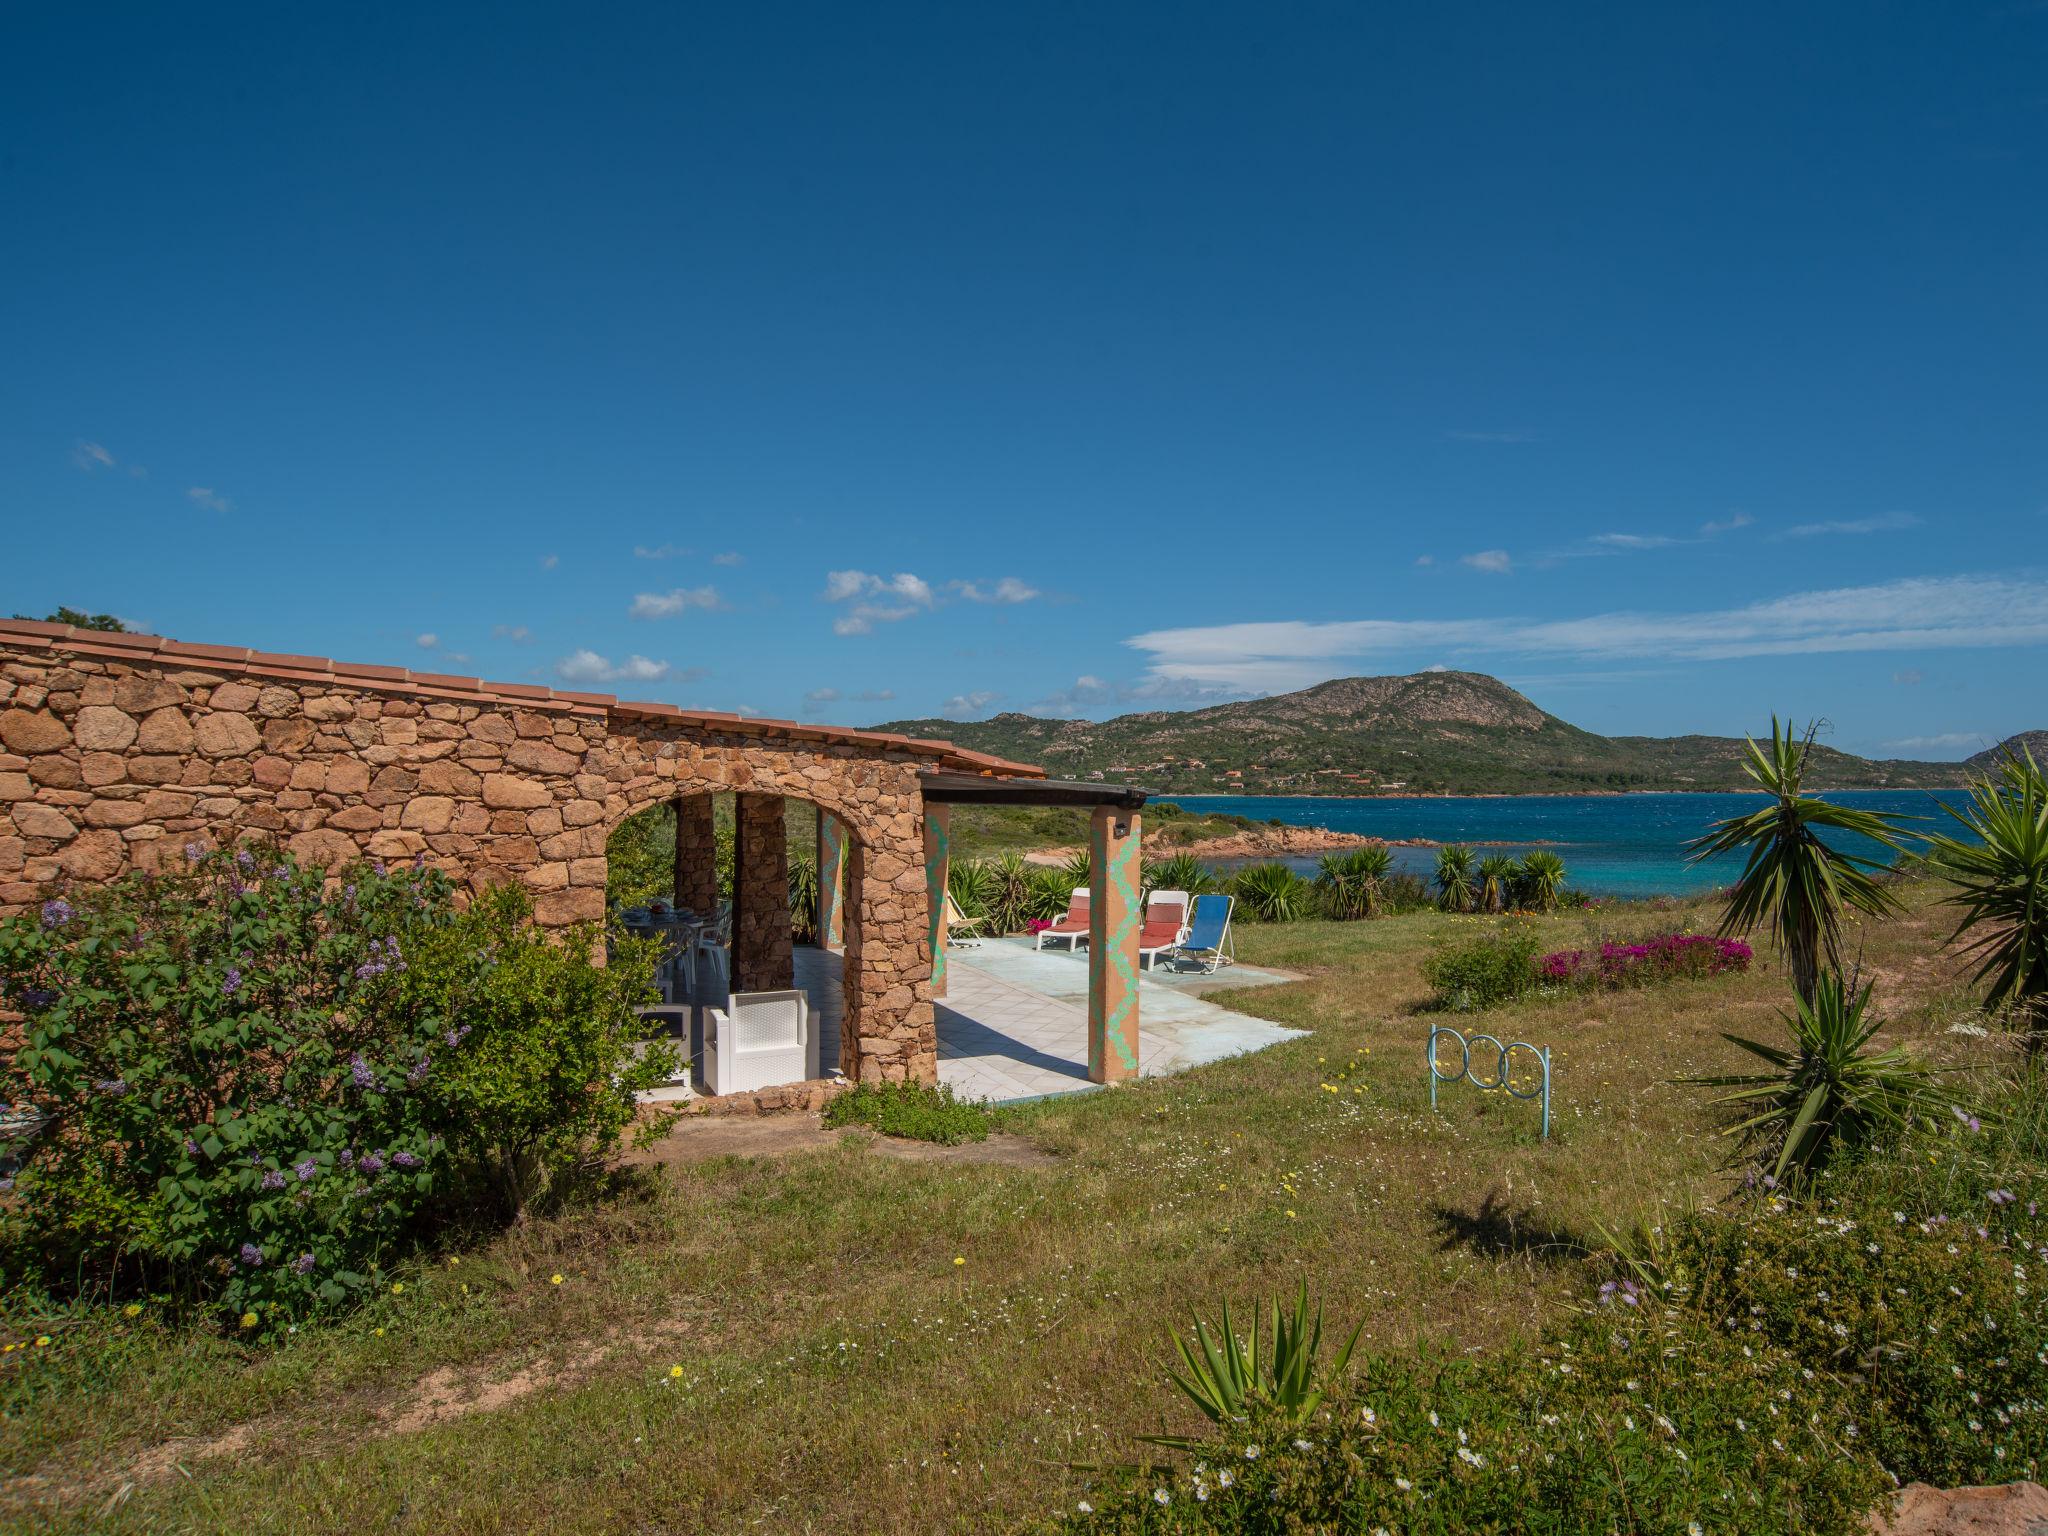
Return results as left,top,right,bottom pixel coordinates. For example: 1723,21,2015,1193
701,990,816,1095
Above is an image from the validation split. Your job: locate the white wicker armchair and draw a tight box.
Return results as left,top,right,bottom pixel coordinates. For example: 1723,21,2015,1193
701,989,817,1095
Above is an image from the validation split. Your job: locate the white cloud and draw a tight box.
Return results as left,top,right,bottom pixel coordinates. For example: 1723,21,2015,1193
854,687,894,702
540,554,560,570
1590,532,1678,550
554,649,672,684
1445,429,1539,443
187,486,231,513
951,577,1040,604
802,687,840,715
712,551,744,566
1776,511,1921,540
630,586,724,619
493,624,533,643
1461,549,1513,574
1883,732,1987,754
633,543,689,560
72,441,116,472
1125,574,2048,693
942,690,1003,720
1892,668,1924,686
416,633,439,649
1414,554,1435,567
1700,512,1755,536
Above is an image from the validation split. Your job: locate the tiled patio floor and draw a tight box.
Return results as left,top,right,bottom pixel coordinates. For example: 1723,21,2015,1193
796,937,1305,1104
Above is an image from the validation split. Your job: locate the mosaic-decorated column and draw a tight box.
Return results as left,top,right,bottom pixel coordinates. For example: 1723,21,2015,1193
1087,805,1142,1084
673,794,719,915
733,793,793,992
816,806,847,950
923,803,951,998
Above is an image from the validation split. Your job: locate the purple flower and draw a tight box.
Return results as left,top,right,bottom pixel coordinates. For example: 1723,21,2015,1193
19,988,58,1010
392,1150,421,1169
406,1055,431,1087
95,1078,129,1096
39,898,73,929
239,1242,264,1268
294,1253,316,1274
236,849,256,871
338,1148,354,1169
372,858,387,875
223,967,243,996
260,1167,285,1190
444,1024,472,1047
350,1054,375,1091
185,1138,201,1156
1989,1189,2017,1207
359,1152,386,1176
185,842,206,862
295,1157,318,1182
1952,1106,1983,1134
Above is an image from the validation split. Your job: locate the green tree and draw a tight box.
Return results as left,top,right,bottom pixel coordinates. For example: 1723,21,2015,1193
1686,718,1909,1005
1434,844,1477,913
15,606,126,631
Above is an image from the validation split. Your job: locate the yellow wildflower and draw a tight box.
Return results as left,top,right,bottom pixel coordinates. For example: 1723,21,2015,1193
238,1313,258,1330
953,1256,965,1266
550,1273,564,1286
391,1282,405,1295
669,1365,684,1378
123,1303,143,1318
35,1335,51,1347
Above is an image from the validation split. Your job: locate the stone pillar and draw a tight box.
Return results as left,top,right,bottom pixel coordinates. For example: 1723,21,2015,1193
838,817,937,1085
923,803,951,998
732,793,793,992
1088,806,1143,1084
816,806,846,950
674,794,718,915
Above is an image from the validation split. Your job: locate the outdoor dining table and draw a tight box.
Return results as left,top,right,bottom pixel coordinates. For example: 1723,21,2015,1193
619,908,709,1003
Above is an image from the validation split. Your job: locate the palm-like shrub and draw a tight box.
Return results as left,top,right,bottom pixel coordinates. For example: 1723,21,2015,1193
979,851,1036,935
1513,850,1569,913
788,855,820,944
1434,843,1477,912
948,858,998,920
1477,854,1517,913
1686,717,1910,1004
1148,1281,1365,1451
1689,972,1964,1187
1061,848,1093,891
1230,862,1311,922
1025,865,1079,923
1927,749,2048,1047
1314,845,1391,920
1144,851,1219,900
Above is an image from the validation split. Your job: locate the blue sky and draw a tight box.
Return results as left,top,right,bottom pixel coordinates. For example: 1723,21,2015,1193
3,3,2044,761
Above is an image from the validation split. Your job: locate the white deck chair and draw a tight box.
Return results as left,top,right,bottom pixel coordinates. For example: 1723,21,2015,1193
943,890,990,947
701,989,816,1095
1138,889,1190,971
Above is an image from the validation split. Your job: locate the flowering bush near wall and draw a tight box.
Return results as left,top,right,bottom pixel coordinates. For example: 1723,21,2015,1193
1538,933,1753,989
0,845,668,1330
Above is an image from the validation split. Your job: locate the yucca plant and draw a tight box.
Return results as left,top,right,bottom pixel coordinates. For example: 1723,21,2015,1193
984,851,1036,935
1927,749,2048,1048
1687,972,1965,1188
1146,1280,1365,1450
1144,851,1219,900
1477,853,1517,913
1060,848,1093,891
1229,861,1310,922
1686,717,1912,1005
1025,865,1078,923
1314,845,1391,920
1435,843,1477,913
1514,850,1569,913
947,858,997,919
787,854,820,945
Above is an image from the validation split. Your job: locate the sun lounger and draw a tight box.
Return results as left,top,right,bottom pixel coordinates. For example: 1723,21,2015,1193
943,890,989,947
1035,888,1090,951
1138,889,1189,971
1169,893,1236,973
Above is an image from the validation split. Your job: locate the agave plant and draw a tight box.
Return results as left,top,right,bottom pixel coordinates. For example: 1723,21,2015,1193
1688,971,1964,1187
1230,861,1311,922
1146,1281,1365,1450
1061,848,1093,891
1144,851,1219,900
1025,865,1078,923
1435,843,1477,913
1514,850,1569,913
1927,749,2048,1047
1314,845,1391,920
1477,854,1517,913
1686,717,1911,1005
983,851,1036,936
787,854,820,945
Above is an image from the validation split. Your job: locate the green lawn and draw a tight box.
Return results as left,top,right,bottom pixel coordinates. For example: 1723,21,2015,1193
0,884,1993,1533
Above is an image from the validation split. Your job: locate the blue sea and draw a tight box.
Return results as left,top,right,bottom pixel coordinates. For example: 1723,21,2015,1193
1171,791,1970,900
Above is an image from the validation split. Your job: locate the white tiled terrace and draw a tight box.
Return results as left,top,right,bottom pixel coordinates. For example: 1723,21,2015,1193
796,937,1305,1103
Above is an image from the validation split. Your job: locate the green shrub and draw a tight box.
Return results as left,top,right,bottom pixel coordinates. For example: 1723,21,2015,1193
1144,853,1220,901
788,854,820,945
604,801,735,912
1228,863,1311,923
1312,846,1391,921
1062,1309,1886,1534
1435,843,1478,912
1512,850,1569,912
374,883,672,1222
1421,926,1542,1010
0,847,670,1326
823,1081,991,1144
1027,865,1081,924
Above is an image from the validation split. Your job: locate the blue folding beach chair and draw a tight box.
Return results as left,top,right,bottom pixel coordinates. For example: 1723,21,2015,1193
1171,893,1236,974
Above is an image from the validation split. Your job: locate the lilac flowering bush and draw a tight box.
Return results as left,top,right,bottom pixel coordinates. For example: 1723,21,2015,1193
0,846,456,1325
1537,932,1754,989
0,844,667,1327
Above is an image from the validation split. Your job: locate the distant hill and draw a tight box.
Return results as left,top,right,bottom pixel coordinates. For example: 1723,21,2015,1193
878,671,1987,796
1967,732,2048,771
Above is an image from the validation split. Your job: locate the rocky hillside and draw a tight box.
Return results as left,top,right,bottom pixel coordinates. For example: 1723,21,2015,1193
1967,732,2048,771
879,671,1985,796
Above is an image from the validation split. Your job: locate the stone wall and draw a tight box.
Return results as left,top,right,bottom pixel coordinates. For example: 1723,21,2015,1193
0,623,1008,1084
